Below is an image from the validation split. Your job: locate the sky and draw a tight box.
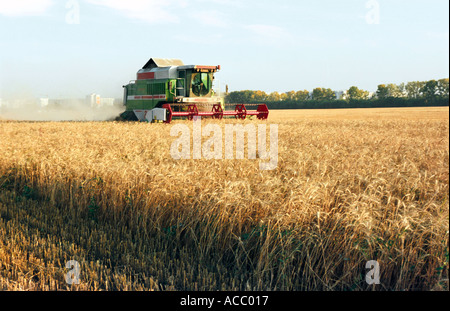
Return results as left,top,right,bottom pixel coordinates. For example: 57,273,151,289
0,0,448,99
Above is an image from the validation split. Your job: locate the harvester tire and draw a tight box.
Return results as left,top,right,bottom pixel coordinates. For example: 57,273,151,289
115,111,138,122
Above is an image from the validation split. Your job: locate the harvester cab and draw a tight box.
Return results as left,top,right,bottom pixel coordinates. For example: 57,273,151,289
121,58,268,123
175,64,220,99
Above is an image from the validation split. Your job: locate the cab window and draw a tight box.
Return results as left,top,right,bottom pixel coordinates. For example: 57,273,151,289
191,72,211,97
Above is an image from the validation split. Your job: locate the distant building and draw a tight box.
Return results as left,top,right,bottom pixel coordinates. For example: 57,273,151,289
86,93,100,107
335,90,348,100
100,98,115,106
40,98,49,107
86,93,115,107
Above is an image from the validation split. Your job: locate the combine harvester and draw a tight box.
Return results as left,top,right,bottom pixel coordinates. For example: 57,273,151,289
120,58,269,123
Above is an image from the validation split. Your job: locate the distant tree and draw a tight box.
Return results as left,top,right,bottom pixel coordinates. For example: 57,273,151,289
285,91,296,101
398,83,406,97
437,78,449,97
226,90,253,103
244,90,255,102
227,78,448,107
312,88,323,100
387,83,403,97
347,86,370,100
294,90,310,101
225,91,235,103
405,81,424,98
324,88,336,100
267,92,281,101
312,88,336,101
251,90,267,101
376,84,389,99
421,80,439,100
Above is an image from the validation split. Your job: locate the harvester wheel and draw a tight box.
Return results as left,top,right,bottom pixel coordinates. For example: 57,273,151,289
116,111,138,122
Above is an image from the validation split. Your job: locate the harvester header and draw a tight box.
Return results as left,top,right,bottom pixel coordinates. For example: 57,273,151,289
120,57,269,123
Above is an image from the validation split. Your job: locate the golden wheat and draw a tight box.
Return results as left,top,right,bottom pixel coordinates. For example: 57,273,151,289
0,107,448,291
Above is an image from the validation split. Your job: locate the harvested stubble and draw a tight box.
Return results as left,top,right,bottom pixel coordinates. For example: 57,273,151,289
0,107,448,291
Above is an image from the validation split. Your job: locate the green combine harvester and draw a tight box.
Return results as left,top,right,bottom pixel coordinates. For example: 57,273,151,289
120,58,269,123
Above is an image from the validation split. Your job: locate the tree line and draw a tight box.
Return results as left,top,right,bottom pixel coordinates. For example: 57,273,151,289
225,78,449,109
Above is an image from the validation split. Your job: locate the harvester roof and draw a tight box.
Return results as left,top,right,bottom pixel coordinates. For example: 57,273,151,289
142,58,184,70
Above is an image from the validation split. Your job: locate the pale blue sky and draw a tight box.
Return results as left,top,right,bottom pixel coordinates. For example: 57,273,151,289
0,0,448,99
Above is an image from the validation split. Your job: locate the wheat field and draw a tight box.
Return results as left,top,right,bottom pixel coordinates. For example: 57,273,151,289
0,107,448,291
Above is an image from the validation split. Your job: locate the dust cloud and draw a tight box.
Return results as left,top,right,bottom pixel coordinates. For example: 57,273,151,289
0,98,125,121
